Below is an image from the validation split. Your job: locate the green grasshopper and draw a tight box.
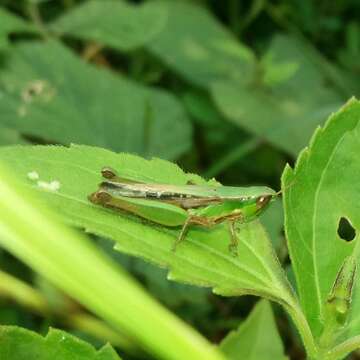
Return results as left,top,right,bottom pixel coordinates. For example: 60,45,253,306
89,167,277,256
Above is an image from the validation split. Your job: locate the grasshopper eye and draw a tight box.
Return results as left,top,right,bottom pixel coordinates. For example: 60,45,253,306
256,195,271,210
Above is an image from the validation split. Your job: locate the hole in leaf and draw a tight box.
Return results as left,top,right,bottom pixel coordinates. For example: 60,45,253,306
337,217,356,242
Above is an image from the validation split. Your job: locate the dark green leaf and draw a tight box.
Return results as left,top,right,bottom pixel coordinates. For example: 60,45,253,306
0,41,191,159
0,126,26,145
282,98,360,338
50,0,167,51
211,35,344,157
147,1,254,87
0,7,32,35
0,326,121,360
220,300,287,360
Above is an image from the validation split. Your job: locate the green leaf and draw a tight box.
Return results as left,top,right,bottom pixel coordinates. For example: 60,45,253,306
0,7,33,48
146,1,254,88
220,300,287,360
0,7,33,36
50,0,168,51
261,52,299,87
0,40,191,159
0,34,6,48
282,98,360,339
211,35,345,156
0,144,293,306
0,126,26,145
0,326,121,360
0,159,225,360
260,198,284,252
120,256,211,309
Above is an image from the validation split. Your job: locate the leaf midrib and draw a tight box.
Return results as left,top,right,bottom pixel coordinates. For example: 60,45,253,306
311,133,347,320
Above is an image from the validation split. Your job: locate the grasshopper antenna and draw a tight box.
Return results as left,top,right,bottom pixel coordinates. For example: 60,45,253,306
275,179,296,197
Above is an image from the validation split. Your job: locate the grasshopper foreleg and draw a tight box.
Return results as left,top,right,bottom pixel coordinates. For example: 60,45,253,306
228,220,239,257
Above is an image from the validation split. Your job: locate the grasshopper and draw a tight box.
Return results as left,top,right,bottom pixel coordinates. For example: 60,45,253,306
89,167,277,256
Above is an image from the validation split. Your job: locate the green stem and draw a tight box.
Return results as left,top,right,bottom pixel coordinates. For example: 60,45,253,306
283,300,318,359
67,313,137,352
0,269,49,314
324,336,360,360
0,268,136,353
27,1,50,39
204,138,260,178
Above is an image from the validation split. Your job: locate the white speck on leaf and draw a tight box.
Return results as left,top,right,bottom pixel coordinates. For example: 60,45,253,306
49,180,61,191
27,171,39,181
37,180,61,192
21,79,56,104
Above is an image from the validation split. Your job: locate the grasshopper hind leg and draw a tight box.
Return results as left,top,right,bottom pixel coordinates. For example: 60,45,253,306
172,216,193,252
173,217,241,256
172,215,211,252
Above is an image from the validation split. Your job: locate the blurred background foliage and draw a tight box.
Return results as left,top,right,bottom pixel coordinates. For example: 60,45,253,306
0,0,359,358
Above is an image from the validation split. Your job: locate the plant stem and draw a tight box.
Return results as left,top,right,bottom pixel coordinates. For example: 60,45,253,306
27,1,50,39
283,300,318,359
67,313,137,352
324,336,360,360
0,268,136,352
0,269,49,314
